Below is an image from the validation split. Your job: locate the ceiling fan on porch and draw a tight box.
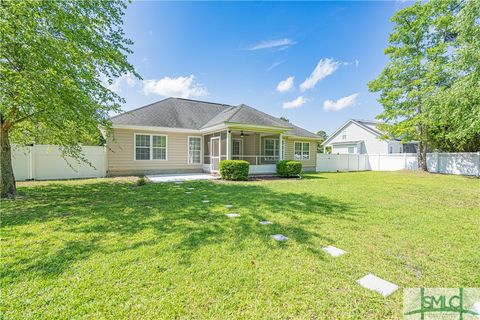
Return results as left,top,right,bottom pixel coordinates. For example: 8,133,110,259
239,130,249,137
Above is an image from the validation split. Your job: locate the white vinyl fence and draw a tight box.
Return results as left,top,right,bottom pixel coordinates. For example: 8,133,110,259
12,145,107,181
316,152,480,176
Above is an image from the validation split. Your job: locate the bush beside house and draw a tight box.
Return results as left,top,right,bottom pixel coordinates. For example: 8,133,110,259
276,160,302,177
219,160,249,181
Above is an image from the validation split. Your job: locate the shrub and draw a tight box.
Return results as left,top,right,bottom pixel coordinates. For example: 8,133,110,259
136,176,147,186
276,160,302,177
219,160,249,181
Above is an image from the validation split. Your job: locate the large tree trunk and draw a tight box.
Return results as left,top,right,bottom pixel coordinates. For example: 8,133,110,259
418,126,428,171
1,126,17,198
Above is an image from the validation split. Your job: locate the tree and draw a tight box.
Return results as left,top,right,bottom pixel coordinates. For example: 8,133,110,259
369,0,480,170
316,130,328,153
0,0,139,198
425,0,480,152
280,117,289,123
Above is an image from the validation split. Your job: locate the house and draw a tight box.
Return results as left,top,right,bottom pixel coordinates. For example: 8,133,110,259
107,97,321,176
322,119,418,154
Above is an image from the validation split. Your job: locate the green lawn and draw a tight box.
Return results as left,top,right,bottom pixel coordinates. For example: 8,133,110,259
2,172,479,319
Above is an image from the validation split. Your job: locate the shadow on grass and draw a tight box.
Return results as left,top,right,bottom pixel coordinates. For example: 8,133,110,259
2,179,360,280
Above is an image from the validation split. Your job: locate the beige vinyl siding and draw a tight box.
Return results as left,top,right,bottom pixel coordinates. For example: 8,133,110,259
107,128,203,176
284,137,317,171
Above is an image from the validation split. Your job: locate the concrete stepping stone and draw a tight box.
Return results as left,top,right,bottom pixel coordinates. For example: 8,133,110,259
185,192,192,194
187,187,195,190
226,213,240,218
260,221,273,225
323,245,347,257
201,200,210,203
174,181,183,184
202,195,208,197
272,234,288,242
357,274,399,297
225,204,233,208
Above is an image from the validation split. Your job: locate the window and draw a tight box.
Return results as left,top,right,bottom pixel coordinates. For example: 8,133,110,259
342,130,347,140
152,136,167,160
348,146,354,154
264,138,279,160
135,134,167,160
135,134,150,160
389,146,393,154
294,142,310,160
188,137,201,164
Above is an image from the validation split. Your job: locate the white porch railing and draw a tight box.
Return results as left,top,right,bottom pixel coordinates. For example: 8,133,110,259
204,155,280,165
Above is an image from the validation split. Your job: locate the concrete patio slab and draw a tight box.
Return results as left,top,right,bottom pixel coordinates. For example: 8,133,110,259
357,274,399,297
147,173,218,183
272,234,288,241
323,245,347,257
260,221,273,225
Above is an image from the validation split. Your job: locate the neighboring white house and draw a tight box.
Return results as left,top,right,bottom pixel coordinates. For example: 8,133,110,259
322,119,418,154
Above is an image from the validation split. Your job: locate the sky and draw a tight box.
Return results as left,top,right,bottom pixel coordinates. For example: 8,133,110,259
113,1,411,135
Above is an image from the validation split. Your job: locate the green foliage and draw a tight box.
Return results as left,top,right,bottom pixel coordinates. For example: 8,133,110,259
276,160,302,177
219,160,249,181
2,173,478,318
136,176,147,186
369,0,480,156
316,130,328,153
0,0,139,157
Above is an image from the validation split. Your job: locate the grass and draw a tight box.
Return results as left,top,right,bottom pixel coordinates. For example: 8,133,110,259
1,171,479,319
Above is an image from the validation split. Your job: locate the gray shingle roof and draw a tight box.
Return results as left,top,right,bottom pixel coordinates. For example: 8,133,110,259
111,98,231,129
111,98,319,139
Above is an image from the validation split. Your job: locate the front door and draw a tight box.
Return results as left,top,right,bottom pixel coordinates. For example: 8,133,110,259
210,137,220,172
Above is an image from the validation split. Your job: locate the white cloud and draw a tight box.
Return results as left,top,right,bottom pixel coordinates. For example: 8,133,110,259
300,58,340,92
283,96,307,109
267,60,284,71
107,72,138,93
246,38,296,51
355,59,360,67
276,76,294,93
323,93,359,111
142,75,208,98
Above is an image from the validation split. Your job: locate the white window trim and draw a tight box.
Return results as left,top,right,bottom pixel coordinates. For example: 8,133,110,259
294,141,310,161
263,138,280,157
187,136,203,165
134,133,168,161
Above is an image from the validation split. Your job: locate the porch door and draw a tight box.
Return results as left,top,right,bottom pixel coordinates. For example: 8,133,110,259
232,139,243,160
210,137,220,172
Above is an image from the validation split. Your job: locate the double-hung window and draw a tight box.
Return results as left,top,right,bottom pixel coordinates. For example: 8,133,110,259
264,138,279,160
135,134,167,160
294,142,310,160
188,137,201,164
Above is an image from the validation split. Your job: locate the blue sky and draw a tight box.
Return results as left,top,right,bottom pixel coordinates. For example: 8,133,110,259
114,1,410,135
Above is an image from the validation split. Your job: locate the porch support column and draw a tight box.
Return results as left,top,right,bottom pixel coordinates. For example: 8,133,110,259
226,130,231,160
279,133,283,160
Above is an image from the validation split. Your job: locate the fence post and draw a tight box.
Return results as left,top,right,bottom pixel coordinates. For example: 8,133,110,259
378,154,381,171
435,152,440,173
477,152,480,177
30,145,36,180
